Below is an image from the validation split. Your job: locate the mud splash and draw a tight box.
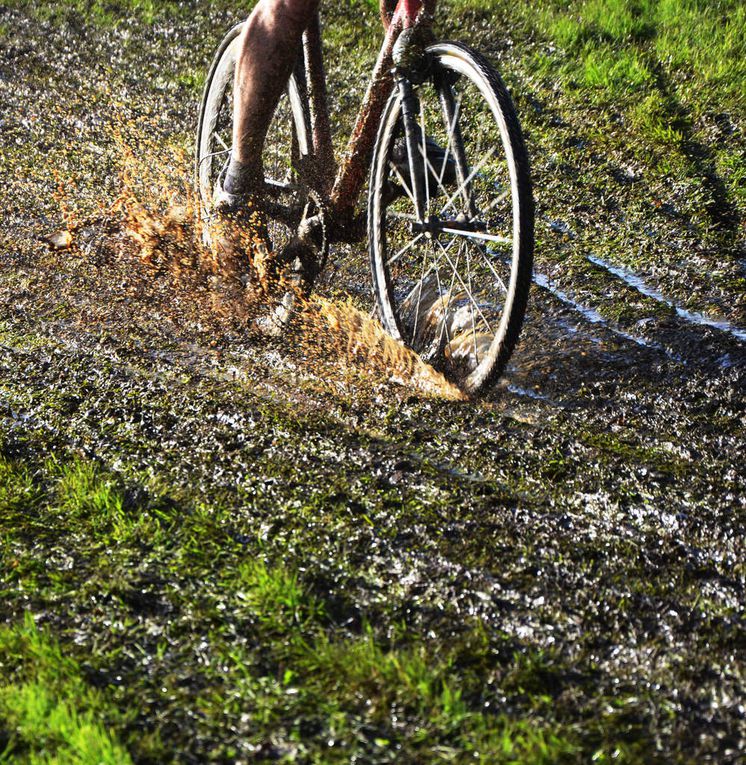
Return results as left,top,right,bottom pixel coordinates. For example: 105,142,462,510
302,298,466,400
83,134,467,401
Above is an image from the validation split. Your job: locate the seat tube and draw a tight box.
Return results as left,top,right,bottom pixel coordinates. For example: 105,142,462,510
303,13,335,194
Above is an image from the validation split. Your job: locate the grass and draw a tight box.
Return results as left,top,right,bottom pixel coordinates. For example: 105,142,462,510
436,0,745,321
534,0,745,103
0,449,588,762
2,0,201,26
0,615,133,763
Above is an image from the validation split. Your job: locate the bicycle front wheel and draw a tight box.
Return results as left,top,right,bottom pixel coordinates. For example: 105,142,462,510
368,42,534,395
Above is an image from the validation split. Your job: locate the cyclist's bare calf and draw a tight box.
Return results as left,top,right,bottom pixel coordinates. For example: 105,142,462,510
223,0,317,194
224,0,397,196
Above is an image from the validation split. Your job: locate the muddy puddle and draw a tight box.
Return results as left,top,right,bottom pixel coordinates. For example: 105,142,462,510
39,129,467,404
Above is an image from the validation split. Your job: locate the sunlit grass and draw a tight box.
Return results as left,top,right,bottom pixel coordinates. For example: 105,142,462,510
581,46,652,90
537,0,745,105
0,452,582,761
228,558,327,628
0,615,133,764
447,0,744,108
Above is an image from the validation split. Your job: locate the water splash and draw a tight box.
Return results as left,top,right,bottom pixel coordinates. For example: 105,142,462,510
302,297,467,400
106,133,467,401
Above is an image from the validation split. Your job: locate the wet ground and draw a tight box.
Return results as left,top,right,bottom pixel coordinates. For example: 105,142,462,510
1,2,744,762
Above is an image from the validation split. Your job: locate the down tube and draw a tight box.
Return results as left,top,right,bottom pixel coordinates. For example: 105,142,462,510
329,0,437,217
329,17,403,217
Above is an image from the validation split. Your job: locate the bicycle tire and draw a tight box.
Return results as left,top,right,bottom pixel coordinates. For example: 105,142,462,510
368,42,534,395
195,23,312,250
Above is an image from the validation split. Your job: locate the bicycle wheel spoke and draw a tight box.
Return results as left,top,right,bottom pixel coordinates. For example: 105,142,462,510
439,84,477,215
393,222,461,347
465,239,479,365
466,238,509,294
431,242,450,347
419,101,431,217
214,132,230,151
435,238,493,333
388,161,419,210
439,145,496,217
419,148,455,205
483,188,510,214
438,96,461,188
199,147,230,169
387,233,424,266
437,247,461,349
410,236,436,345
439,228,511,246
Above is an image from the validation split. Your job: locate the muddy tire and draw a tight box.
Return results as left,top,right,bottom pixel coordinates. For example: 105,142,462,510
368,42,534,395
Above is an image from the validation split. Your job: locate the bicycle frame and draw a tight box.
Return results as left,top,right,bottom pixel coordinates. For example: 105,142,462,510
301,0,437,232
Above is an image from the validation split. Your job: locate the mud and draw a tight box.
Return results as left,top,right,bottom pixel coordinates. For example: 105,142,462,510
0,2,744,763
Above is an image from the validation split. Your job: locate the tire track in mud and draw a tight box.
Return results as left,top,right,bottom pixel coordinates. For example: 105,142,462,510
522,265,745,383
586,254,746,343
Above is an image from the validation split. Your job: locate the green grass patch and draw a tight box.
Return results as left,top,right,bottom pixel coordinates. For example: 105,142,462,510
582,46,652,90
628,92,686,146
536,0,746,106
543,0,654,51
0,458,42,521
228,558,327,629
0,447,588,761
0,615,133,763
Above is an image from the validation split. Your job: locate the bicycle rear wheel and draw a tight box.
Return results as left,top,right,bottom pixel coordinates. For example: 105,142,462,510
368,42,534,395
195,23,311,251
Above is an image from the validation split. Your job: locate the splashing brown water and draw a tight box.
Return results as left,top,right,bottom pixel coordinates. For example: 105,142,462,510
302,298,466,400
53,132,466,402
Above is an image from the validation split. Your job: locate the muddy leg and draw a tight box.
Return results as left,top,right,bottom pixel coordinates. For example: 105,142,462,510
226,0,320,194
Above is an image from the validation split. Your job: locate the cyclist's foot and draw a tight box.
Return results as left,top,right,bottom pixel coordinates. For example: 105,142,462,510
206,180,270,296
222,155,263,197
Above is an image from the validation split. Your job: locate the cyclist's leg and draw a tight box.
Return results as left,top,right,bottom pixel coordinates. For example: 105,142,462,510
225,0,320,195
226,0,398,196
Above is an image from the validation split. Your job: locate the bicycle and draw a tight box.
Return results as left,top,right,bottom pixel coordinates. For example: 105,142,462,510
195,0,533,395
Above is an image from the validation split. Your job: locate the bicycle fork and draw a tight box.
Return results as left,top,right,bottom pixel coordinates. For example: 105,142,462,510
395,74,427,223
395,68,475,227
